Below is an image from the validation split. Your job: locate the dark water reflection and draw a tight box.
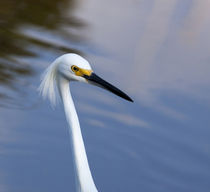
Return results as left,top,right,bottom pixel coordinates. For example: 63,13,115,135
0,0,210,192
0,0,83,106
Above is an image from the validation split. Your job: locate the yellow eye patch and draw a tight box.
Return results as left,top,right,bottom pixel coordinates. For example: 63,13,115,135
71,65,93,77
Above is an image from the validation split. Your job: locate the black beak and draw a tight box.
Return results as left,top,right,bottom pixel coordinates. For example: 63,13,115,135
83,73,133,102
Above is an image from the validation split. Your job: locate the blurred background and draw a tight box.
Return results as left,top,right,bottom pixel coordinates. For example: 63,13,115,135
0,0,210,191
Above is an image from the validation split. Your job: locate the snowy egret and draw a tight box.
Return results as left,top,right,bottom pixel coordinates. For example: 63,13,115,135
39,53,133,192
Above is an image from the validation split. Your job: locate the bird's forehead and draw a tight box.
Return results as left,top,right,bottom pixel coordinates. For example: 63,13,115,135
62,54,92,70
76,61,91,70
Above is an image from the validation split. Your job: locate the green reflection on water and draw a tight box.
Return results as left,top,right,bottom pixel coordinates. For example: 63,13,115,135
0,0,85,106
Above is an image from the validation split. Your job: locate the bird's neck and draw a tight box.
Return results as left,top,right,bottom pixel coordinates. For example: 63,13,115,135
58,77,98,192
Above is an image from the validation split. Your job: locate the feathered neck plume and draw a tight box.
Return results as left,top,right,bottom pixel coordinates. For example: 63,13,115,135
38,57,61,106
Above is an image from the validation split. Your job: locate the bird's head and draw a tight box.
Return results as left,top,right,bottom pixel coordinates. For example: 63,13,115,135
57,53,92,83
39,53,133,106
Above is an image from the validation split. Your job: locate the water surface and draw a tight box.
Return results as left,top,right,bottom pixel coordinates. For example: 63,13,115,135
0,0,210,192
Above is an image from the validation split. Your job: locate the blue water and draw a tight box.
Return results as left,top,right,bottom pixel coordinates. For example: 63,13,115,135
0,0,210,191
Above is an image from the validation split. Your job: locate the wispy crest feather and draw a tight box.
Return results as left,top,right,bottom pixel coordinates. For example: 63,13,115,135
38,59,60,106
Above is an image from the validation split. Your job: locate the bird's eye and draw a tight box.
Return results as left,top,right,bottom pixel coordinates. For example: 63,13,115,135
71,65,79,72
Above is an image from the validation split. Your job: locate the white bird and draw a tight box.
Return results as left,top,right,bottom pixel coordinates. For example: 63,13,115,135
39,53,133,192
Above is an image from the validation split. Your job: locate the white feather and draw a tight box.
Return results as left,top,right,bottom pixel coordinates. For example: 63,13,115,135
38,58,60,106
39,54,98,192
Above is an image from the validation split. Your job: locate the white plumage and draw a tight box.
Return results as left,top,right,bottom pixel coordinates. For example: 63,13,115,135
39,53,132,192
